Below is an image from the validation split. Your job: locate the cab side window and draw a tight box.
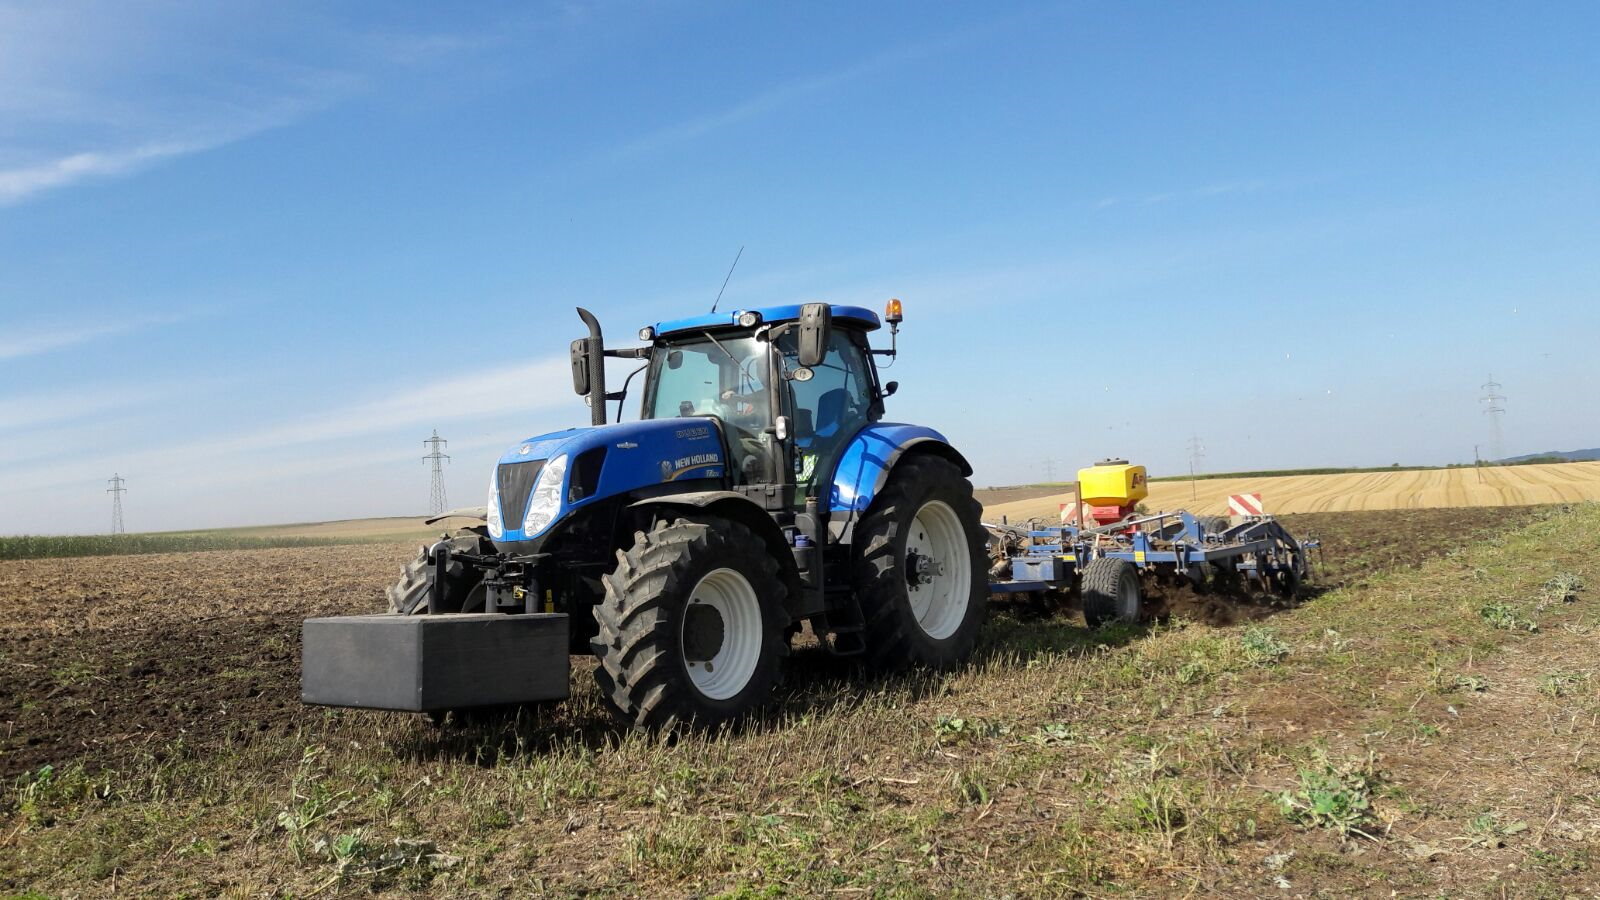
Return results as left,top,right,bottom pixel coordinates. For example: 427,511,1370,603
783,331,874,483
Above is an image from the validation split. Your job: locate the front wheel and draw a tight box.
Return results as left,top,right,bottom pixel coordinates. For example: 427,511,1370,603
386,530,490,614
854,455,988,670
592,517,788,731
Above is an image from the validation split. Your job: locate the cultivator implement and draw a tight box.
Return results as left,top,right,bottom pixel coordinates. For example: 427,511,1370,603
985,459,1318,624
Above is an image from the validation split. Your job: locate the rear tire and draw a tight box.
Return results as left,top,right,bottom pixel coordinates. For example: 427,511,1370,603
386,531,490,614
1082,557,1142,627
853,455,987,670
592,517,788,731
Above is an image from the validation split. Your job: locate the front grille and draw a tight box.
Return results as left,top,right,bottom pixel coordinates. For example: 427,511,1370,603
496,460,545,531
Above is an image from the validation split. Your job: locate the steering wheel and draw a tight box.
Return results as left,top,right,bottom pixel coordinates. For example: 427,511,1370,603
717,390,766,430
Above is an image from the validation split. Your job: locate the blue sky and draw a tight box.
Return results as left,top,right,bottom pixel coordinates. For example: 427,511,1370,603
3,1,1598,534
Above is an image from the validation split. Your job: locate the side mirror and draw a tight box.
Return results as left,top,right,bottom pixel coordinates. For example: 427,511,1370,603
569,339,590,396
797,302,832,368
882,380,899,398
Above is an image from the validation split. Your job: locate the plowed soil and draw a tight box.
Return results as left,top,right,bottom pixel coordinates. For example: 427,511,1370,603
0,507,1547,780
0,545,404,779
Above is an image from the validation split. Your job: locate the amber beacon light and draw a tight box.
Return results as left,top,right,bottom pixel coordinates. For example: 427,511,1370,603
885,298,903,323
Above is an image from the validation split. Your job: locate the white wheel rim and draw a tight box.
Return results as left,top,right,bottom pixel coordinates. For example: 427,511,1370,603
681,567,763,701
904,500,971,640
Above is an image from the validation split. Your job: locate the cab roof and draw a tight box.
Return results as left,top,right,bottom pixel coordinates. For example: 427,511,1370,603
652,303,881,338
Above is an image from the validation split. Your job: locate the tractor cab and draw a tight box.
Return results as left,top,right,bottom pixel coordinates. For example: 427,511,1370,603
634,302,900,494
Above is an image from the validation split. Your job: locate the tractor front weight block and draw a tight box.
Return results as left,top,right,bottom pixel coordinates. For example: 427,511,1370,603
302,613,570,712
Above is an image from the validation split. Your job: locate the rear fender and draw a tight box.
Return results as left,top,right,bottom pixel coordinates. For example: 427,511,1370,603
828,424,972,542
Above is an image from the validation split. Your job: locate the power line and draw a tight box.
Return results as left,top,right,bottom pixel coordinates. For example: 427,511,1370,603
423,430,450,515
107,473,126,534
1042,457,1056,482
1186,434,1205,500
1480,375,1507,462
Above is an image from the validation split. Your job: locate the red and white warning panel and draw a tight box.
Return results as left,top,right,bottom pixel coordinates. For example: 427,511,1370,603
1228,492,1264,516
1059,502,1079,525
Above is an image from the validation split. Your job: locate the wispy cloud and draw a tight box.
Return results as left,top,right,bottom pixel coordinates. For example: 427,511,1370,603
0,311,194,361
608,29,972,162
2,354,577,500
0,131,271,205
1095,179,1269,210
0,5,486,207
0,381,180,432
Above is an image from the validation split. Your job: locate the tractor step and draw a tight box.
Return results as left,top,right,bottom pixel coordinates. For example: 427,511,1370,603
816,600,868,656
302,613,570,712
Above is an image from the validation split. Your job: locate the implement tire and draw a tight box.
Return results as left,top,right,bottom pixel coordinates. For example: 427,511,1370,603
1082,557,1142,627
853,455,987,671
592,516,788,731
386,531,490,614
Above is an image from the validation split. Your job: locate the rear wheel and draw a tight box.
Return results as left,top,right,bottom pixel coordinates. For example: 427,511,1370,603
854,455,987,670
593,517,788,731
1082,557,1142,627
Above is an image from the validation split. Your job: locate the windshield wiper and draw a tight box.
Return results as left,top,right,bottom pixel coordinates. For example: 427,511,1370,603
703,331,757,394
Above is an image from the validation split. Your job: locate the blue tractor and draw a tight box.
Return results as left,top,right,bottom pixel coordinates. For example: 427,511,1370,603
303,300,987,730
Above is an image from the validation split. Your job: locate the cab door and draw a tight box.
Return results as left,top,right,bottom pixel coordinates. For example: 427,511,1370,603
778,330,877,493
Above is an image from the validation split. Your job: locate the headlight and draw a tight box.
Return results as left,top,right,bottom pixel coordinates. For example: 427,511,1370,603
522,454,567,536
486,473,503,539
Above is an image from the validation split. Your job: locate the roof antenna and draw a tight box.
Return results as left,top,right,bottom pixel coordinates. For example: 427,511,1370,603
709,245,744,313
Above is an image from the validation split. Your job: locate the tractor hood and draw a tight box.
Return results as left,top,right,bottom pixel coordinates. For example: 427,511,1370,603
487,417,728,546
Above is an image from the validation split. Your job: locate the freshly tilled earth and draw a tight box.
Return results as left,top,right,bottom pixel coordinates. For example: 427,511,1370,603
0,544,405,778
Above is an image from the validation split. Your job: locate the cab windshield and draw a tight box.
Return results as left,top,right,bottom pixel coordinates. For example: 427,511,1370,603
645,334,770,426
644,334,774,483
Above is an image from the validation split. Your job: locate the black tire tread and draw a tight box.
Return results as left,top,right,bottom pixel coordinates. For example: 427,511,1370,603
385,532,488,614
854,455,987,670
592,516,788,731
1081,556,1140,627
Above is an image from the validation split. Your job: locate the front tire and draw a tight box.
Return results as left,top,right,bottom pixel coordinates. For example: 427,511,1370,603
854,455,987,670
592,517,788,731
386,531,490,614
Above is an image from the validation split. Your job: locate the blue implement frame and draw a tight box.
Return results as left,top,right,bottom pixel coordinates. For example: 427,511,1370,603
988,510,1318,595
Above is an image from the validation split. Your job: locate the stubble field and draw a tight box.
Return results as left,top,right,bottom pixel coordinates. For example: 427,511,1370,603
2,502,1598,896
986,460,1600,521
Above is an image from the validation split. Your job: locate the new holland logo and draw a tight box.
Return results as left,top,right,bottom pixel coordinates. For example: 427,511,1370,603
659,452,721,482
517,444,533,455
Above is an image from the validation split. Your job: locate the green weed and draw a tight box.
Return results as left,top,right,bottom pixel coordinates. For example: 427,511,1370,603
1463,812,1527,848
1240,626,1291,666
1537,671,1589,698
1275,753,1378,839
1480,601,1537,632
